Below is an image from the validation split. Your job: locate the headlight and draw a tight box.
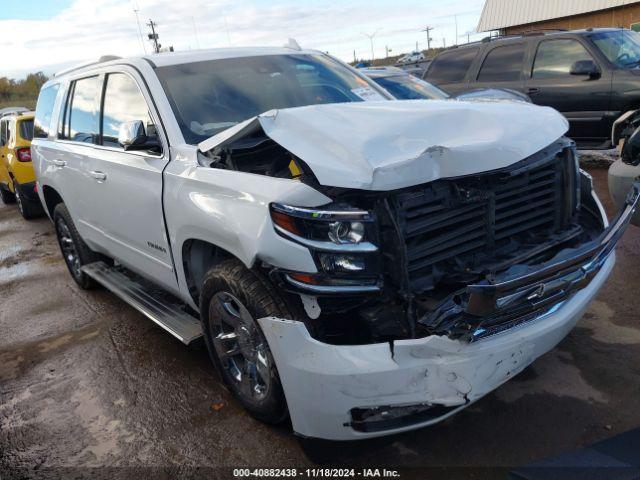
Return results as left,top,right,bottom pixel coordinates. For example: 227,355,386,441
269,202,381,294
269,203,377,251
329,221,365,244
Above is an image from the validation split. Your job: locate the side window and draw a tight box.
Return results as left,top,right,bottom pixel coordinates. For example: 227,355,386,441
64,76,100,143
533,39,594,79
477,44,526,82
34,84,60,139
0,119,7,147
426,48,479,84
101,73,154,148
19,119,34,141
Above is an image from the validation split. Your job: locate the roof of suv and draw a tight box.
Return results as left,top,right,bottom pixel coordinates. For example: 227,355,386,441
449,27,623,51
52,46,324,80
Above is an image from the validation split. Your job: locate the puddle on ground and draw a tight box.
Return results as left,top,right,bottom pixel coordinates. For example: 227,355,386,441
580,300,640,345
496,349,608,404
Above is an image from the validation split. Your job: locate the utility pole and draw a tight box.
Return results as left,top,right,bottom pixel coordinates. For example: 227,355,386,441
455,14,458,46
385,45,392,58
442,38,446,48
422,26,434,52
147,19,161,53
191,16,201,49
362,29,381,61
353,50,357,63
224,17,232,46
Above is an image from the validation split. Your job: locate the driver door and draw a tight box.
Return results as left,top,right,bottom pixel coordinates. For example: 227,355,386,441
86,69,177,292
525,37,613,146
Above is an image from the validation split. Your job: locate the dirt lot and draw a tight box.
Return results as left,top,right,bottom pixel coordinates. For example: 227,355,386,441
1,167,640,478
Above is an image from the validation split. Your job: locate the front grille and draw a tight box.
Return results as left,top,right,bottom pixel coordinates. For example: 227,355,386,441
391,144,575,294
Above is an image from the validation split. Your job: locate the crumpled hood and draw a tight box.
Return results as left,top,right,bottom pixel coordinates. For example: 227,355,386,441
199,99,569,191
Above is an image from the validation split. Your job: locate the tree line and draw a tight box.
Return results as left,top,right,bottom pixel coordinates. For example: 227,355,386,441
0,72,48,110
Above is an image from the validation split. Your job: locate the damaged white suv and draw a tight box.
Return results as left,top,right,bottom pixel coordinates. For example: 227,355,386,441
32,47,639,441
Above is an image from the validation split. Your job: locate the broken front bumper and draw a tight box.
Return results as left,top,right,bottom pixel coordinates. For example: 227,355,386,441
259,183,639,441
260,255,614,440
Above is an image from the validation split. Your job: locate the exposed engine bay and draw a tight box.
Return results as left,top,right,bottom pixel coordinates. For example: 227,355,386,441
200,130,615,345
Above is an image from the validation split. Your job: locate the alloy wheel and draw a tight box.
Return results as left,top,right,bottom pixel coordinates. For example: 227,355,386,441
56,219,81,279
209,292,271,402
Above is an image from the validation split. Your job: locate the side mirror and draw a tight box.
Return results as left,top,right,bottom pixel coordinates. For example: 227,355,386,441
118,120,161,153
570,60,601,79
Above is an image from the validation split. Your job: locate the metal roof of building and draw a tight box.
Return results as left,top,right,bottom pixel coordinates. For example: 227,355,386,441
478,0,640,32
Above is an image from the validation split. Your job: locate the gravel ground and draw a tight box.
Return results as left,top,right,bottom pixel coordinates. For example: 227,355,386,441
1,167,639,479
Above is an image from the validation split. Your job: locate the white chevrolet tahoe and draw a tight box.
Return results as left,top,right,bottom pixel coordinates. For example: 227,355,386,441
32,47,639,441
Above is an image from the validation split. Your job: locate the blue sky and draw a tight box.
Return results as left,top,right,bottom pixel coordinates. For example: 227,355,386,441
0,0,487,79
0,0,72,20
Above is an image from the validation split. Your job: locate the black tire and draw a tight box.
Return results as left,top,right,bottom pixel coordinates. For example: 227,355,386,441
53,203,99,289
14,183,44,220
0,185,16,204
200,259,295,424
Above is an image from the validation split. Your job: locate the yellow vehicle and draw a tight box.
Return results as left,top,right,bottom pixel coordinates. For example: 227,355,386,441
0,111,44,219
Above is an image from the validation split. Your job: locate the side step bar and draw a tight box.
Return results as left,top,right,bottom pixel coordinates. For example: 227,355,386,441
81,262,203,344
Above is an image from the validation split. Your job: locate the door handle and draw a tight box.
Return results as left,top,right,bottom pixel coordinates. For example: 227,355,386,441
527,87,541,95
52,159,66,167
90,171,107,182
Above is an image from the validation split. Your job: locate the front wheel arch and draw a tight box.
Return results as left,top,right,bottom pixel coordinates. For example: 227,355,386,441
42,185,64,220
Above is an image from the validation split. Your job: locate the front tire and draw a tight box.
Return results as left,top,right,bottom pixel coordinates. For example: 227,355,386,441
200,259,294,424
53,203,99,289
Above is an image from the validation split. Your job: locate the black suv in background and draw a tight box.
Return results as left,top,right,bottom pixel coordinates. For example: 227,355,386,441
425,28,640,149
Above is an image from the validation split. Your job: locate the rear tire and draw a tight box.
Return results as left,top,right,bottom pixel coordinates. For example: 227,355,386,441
200,259,294,424
15,183,44,220
53,203,99,289
0,185,16,204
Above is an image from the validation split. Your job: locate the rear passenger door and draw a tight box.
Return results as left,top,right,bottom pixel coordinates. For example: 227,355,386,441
525,37,612,146
473,42,527,93
424,47,480,95
86,69,177,291
54,75,103,243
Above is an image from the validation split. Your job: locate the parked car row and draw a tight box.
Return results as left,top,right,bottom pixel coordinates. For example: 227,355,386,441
7,39,638,442
359,66,531,103
424,28,640,150
0,108,44,219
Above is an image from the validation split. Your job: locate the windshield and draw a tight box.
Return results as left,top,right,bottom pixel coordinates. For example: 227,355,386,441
590,30,640,68
156,54,388,144
372,75,449,100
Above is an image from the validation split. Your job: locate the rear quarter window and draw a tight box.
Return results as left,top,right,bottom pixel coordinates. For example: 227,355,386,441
477,43,526,82
34,84,60,139
19,120,34,141
426,48,479,84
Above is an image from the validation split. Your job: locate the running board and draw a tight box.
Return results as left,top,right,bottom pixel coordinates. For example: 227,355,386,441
81,261,203,344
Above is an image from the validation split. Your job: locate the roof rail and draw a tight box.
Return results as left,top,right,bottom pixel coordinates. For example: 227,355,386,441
0,107,29,118
476,28,568,44
54,55,123,78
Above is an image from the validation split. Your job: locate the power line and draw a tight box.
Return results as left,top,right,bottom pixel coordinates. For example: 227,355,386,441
131,1,146,54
